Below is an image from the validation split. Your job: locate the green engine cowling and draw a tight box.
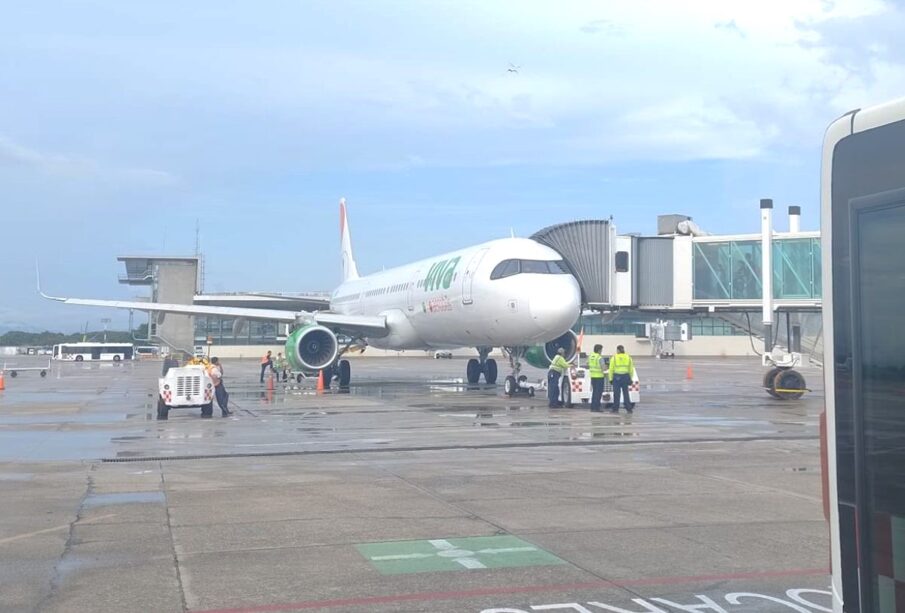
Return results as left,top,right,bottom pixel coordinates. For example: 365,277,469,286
523,331,579,369
285,324,338,371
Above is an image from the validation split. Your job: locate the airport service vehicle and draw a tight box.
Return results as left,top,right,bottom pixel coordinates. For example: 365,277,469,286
156,364,214,420
528,356,640,407
134,345,161,359
822,97,905,612
433,350,453,359
41,200,582,392
564,359,640,408
51,342,134,362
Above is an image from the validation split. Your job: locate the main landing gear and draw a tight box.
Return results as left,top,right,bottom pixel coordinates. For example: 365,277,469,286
321,359,352,388
501,346,534,398
466,347,498,384
320,339,361,389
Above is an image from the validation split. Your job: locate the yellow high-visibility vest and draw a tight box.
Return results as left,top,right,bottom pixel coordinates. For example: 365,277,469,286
608,353,634,379
587,352,605,378
550,354,570,374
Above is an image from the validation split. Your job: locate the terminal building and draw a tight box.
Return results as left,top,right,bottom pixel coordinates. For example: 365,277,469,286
118,203,822,359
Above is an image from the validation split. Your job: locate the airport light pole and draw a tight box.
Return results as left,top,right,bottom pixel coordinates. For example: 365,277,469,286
101,318,111,343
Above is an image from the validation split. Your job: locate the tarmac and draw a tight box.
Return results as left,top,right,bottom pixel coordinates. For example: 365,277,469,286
0,355,831,613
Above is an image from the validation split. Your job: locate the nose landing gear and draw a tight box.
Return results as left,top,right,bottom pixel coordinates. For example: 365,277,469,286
501,347,535,397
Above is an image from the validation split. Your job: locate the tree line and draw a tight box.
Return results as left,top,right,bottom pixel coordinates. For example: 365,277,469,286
0,324,149,347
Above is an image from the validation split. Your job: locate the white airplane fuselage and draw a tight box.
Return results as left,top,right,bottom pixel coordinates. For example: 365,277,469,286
330,238,581,350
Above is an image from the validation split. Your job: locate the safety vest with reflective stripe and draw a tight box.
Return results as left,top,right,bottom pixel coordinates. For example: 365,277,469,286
549,354,570,374
608,353,634,379
587,352,605,378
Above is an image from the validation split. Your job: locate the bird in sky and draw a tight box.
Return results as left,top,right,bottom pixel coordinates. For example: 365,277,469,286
507,62,520,74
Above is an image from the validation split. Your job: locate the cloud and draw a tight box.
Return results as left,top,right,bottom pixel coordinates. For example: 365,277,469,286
0,135,177,187
579,19,624,36
714,19,746,37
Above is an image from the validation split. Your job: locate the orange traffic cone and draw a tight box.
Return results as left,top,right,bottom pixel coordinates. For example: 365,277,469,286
316,369,325,392
685,364,694,380
267,373,275,392
0,371,5,391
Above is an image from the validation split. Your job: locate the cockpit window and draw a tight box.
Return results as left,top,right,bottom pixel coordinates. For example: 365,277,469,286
548,260,571,274
490,259,569,279
490,259,520,279
520,260,550,274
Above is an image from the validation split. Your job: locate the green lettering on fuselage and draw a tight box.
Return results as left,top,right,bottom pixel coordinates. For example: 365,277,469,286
422,256,461,292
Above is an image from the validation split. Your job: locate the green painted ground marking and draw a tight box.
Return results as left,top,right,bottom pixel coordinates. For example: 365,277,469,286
355,535,566,575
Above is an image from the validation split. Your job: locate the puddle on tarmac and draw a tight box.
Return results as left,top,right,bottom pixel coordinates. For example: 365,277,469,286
82,491,165,507
0,472,34,481
0,413,127,425
570,430,641,440
654,415,770,427
0,431,113,461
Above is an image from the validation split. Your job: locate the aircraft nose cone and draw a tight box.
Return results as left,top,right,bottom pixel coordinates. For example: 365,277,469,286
529,278,581,334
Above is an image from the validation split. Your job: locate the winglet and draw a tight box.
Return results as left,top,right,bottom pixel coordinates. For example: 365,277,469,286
36,262,63,301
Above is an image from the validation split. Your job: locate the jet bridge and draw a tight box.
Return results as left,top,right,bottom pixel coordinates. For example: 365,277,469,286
530,202,822,399
530,206,822,315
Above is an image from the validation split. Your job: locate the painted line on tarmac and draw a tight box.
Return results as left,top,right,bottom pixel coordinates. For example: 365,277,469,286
100,434,817,463
190,567,828,613
0,513,117,545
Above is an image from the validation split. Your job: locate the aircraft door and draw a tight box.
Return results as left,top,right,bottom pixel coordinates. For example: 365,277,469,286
462,248,489,305
407,270,419,312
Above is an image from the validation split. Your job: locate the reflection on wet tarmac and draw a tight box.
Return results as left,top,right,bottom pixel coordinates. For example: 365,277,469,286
0,356,824,462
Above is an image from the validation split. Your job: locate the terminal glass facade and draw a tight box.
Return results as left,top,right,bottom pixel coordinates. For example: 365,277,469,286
194,317,284,346
575,314,747,337
693,238,822,301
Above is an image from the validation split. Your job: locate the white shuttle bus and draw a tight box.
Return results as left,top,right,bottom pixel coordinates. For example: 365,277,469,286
51,342,134,362
822,97,905,612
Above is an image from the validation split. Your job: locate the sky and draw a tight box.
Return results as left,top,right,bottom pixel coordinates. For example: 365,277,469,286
1,0,904,332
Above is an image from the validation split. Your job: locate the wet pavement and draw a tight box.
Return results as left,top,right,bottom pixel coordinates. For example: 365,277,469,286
0,356,831,612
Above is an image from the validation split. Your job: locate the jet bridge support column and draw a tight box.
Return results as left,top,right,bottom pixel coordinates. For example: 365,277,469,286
761,199,774,353
760,198,806,400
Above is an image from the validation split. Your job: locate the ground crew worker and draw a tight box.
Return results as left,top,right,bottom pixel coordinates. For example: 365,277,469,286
259,350,274,383
207,357,230,417
587,343,605,412
547,347,570,408
608,344,635,413
275,352,288,382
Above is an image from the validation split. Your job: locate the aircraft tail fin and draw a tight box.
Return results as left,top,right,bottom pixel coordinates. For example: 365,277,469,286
340,198,360,282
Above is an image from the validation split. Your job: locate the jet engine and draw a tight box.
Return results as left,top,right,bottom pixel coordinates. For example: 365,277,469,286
523,330,579,369
285,324,338,371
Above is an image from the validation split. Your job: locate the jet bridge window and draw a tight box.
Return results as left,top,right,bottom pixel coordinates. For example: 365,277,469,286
490,259,570,280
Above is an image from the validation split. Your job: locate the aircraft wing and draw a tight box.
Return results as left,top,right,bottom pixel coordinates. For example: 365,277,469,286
40,294,389,338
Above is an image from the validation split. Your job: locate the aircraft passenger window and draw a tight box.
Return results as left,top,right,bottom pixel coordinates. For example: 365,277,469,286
490,259,520,280
615,251,629,272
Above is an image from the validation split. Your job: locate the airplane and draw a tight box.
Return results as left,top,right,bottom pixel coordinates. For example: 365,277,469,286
40,200,582,395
